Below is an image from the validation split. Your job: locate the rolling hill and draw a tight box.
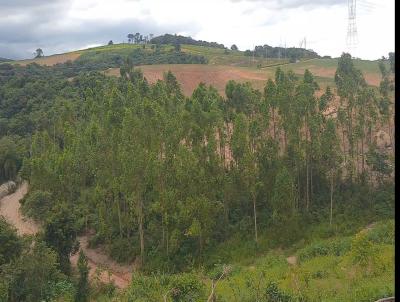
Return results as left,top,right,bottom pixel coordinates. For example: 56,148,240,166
8,42,387,97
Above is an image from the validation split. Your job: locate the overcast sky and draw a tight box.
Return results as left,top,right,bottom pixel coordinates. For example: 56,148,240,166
0,0,394,60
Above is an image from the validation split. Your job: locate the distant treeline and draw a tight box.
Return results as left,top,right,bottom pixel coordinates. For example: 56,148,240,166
69,47,207,75
245,45,320,61
0,47,207,80
151,33,226,49
0,57,12,63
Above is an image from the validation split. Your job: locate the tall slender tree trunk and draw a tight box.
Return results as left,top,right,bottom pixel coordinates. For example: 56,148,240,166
166,225,169,258
310,161,313,202
388,118,394,155
284,131,287,153
361,135,365,174
330,174,334,226
306,155,309,211
355,140,359,178
252,192,258,244
272,108,276,140
297,166,301,210
138,198,145,266
342,128,346,162
162,214,165,249
305,116,309,211
117,197,123,238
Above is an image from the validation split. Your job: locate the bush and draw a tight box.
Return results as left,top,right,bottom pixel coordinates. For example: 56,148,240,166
124,272,205,302
8,240,66,302
0,217,22,265
169,273,205,302
264,281,293,302
21,190,53,220
348,230,379,277
106,237,136,263
297,237,351,262
366,220,394,245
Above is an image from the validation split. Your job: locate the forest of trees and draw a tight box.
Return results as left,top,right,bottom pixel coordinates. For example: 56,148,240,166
0,52,394,301
244,45,320,61
150,34,226,49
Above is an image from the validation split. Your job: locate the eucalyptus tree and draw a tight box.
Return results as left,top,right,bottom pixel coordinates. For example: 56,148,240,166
334,53,367,181
321,118,342,225
378,59,395,153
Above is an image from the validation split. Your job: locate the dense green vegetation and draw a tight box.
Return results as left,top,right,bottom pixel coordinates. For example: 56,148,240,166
69,47,207,75
0,217,76,301
245,45,320,61
151,34,226,49
0,49,394,301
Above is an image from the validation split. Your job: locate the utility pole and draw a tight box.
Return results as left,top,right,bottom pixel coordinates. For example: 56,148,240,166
346,0,358,55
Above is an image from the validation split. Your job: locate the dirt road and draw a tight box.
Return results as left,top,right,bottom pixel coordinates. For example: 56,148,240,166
0,183,132,288
0,182,39,235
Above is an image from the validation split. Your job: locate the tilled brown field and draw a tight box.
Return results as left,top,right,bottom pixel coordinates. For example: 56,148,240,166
15,52,81,66
105,64,274,96
105,63,382,97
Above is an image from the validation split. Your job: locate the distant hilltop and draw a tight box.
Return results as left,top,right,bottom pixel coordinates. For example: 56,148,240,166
246,45,321,60
0,57,13,63
150,33,226,49
150,33,321,59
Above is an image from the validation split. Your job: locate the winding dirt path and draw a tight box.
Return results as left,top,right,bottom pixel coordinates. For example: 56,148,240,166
286,255,297,266
0,182,39,235
0,183,132,288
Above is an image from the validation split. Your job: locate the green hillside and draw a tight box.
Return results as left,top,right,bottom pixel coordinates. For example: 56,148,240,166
0,38,394,302
9,42,387,91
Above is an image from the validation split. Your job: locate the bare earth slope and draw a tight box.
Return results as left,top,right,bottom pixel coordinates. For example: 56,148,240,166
105,64,272,96
0,183,132,288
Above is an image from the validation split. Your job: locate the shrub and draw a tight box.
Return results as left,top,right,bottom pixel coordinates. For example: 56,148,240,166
348,230,379,277
125,272,204,302
21,190,53,220
264,281,293,302
169,273,205,302
0,217,22,265
366,220,394,245
297,237,351,262
106,237,136,263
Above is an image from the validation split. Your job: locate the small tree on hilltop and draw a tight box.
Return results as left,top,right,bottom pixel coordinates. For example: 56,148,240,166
34,48,43,58
127,33,134,44
230,44,238,51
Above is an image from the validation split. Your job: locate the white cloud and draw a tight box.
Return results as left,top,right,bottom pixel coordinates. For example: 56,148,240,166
0,0,394,60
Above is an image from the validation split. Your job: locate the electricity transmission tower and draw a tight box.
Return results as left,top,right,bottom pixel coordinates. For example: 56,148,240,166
299,37,306,49
346,0,358,52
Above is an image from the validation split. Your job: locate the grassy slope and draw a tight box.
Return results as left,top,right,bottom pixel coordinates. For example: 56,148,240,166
209,219,394,302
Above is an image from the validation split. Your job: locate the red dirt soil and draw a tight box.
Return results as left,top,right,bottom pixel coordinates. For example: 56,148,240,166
16,53,81,66
105,63,381,97
105,64,272,96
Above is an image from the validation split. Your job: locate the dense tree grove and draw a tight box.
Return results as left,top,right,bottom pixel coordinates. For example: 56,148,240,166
150,34,226,49
244,45,320,60
0,218,76,301
0,53,390,274
0,51,394,301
